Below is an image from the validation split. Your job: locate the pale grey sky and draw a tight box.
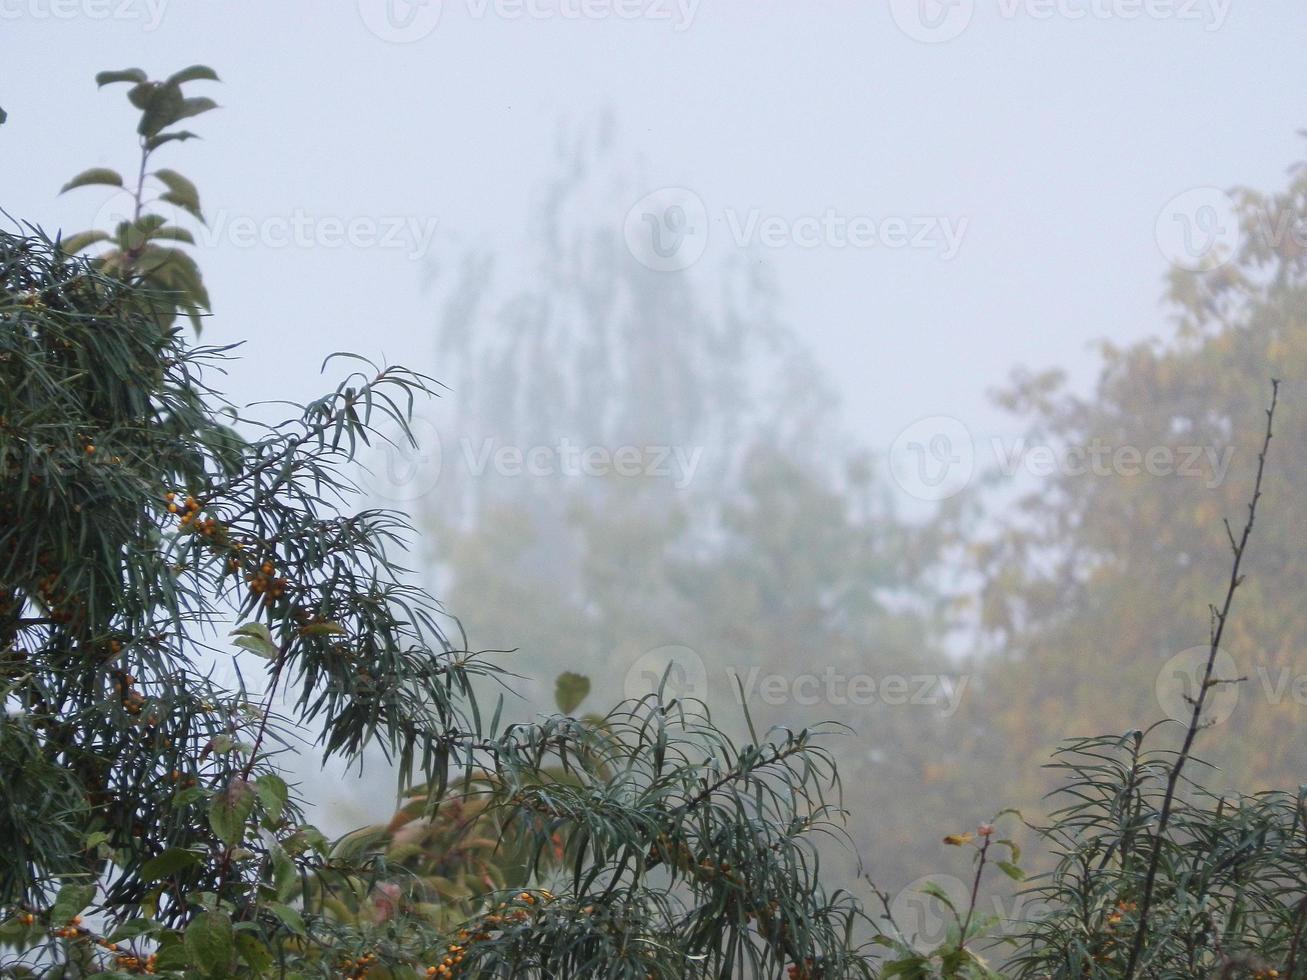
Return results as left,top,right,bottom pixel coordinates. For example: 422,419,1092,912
6,2,1304,475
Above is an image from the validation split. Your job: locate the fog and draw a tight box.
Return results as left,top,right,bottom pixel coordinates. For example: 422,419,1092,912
6,0,1306,915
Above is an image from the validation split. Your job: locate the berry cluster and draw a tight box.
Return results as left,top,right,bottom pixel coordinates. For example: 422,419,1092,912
112,951,158,974
34,912,157,973
339,951,378,979
246,559,288,603
111,669,145,715
51,915,83,939
424,893,546,978
168,492,223,542
166,490,293,609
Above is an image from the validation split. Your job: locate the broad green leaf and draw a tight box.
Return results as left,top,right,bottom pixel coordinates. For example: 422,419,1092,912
127,81,158,110
299,621,347,637
154,168,202,219
60,168,123,193
234,932,272,972
140,848,203,882
554,671,591,714
208,778,255,846
108,918,159,942
146,129,199,151
272,848,298,902
268,902,305,936
58,230,112,254
183,910,234,977
255,773,289,823
137,83,186,138
996,860,1025,881
920,880,958,911
230,622,277,659
147,226,197,245
167,65,220,86
96,68,148,87
50,882,96,922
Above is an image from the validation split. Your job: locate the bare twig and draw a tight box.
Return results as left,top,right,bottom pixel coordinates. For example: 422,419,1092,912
1123,380,1279,978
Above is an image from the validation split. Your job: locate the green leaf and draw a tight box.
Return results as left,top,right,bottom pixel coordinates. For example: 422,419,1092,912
137,84,195,139
231,622,278,660
268,902,305,936
184,910,234,977
154,168,202,221
167,65,221,86
96,68,148,87
996,860,1025,881
54,883,97,920
108,918,159,943
137,246,211,309
58,230,112,254
255,773,289,823
554,671,591,714
145,129,200,151
208,778,255,846
146,225,197,245
299,621,347,637
145,94,219,140
127,81,158,110
140,848,203,882
920,881,958,912
234,932,272,972
51,882,96,922
60,168,123,193
272,848,298,902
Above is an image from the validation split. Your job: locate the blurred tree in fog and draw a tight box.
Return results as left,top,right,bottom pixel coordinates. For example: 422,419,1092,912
960,152,1307,822
416,118,971,892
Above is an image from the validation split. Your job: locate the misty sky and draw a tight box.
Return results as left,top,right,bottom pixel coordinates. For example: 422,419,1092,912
6,2,1306,490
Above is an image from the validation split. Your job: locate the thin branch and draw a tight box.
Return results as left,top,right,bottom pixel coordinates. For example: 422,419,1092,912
1123,379,1279,978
